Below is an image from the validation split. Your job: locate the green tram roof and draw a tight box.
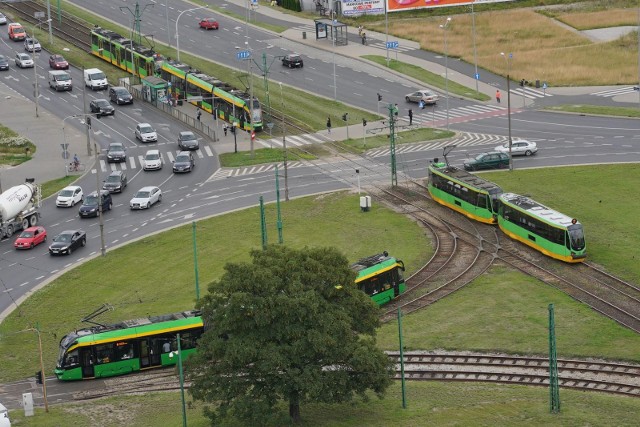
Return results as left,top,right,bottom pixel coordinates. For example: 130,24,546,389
429,164,502,195
91,27,156,58
60,310,202,350
351,253,400,283
499,193,580,228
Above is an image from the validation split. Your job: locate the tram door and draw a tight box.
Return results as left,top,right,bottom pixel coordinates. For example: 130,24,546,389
80,348,95,378
139,339,162,369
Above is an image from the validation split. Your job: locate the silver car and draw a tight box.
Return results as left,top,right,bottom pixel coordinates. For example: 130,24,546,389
24,37,41,52
135,123,158,142
15,53,34,68
130,186,162,210
405,89,439,105
495,138,538,156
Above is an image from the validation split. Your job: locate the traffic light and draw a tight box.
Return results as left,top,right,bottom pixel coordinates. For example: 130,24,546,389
35,371,42,384
377,93,382,102
342,113,348,121
362,118,367,127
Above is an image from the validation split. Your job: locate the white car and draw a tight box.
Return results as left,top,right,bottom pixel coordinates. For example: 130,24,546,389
0,13,7,25
135,122,158,142
143,149,163,171
130,186,162,210
56,185,84,207
495,138,538,156
15,53,34,68
24,37,41,52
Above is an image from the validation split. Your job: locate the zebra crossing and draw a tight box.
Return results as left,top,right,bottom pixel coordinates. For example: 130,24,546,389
508,87,552,100
367,132,511,158
591,86,639,97
208,161,309,181
93,146,216,174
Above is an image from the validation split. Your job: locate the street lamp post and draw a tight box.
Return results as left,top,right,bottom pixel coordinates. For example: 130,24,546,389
440,17,451,131
279,82,289,201
32,19,52,118
471,4,479,96
500,52,514,171
170,335,187,427
176,6,206,62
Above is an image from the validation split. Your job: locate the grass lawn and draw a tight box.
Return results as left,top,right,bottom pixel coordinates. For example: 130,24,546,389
543,104,640,118
0,125,35,167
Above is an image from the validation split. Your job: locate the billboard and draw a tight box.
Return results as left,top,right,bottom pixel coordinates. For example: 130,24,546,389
388,0,514,13
340,0,386,16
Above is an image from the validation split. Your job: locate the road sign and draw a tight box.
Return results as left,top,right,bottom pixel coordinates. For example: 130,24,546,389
474,73,480,80
386,41,399,49
60,143,69,150
543,82,548,89
236,50,251,60
62,150,69,160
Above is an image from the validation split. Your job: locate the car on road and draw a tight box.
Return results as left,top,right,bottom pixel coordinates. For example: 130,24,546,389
199,18,219,30
14,53,33,68
49,54,69,70
102,170,128,193
143,149,163,171
0,12,7,25
24,37,41,52
79,190,112,218
48,230,86,255
56,185,84,207
0,55,9,71
495,138,538,156
282,53,303,68
89,99,115,117
135,122,158,142
178,131,199,150
108,86,133,105
14,226,47,250
130,186,162,210
405,89,439,105
463,151,510,171
173,151,195,173
8,23,26,41
106,142,126,163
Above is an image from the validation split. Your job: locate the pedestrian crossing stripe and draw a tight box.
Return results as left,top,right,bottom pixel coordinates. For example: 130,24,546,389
591,86,638,97
208,161,307,181
509,87,552,99
95,148,212,173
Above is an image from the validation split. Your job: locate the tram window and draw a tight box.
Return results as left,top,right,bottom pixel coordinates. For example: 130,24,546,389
116,343,135,361
95,343,115,364
64,349,80,367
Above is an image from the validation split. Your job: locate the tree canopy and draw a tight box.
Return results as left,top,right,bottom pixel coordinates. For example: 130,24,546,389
186,245,393,425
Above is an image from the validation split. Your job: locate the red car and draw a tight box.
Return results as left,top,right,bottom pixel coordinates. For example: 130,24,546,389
49,54,69,70
14,226,47,250
199,18,219,30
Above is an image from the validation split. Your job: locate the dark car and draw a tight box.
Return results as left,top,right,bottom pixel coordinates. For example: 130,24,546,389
199,18,219,30
90,99,115,117
172,151,195,173
109,86,133,105
0,55,9,71
79,190,112,218
106,142,127,163
282,53,303,68
178,131,199,150
463,151,510,171
48,230,86,255
102,170,128,193
49,54,69,70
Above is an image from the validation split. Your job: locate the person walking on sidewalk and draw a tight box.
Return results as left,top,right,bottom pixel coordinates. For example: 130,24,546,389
408,109,413,126
196,109,201,121
496,89,501,104
326,116,332,134
223,123,228,136
361,32,367,45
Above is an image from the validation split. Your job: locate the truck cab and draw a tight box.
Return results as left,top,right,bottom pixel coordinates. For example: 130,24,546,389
84,68,108,90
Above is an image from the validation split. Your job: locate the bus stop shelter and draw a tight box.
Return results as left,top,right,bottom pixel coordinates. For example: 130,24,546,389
314,19,348,46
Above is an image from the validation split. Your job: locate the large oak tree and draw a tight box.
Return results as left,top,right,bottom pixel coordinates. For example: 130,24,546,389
187,245,393,425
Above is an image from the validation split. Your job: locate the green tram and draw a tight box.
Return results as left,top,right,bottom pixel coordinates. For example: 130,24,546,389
55,311,203,381
90,27,159,78
427,161,503,224
497,193,586,263
352,252,406,306
159,62,263,132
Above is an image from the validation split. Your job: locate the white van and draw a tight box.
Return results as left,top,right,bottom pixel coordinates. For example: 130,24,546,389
84,68,108,90
0,402,10,427
48,70,73,91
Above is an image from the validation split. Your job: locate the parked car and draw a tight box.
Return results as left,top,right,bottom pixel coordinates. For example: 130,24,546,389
173,151,195,173
135,122,158,142
0,55,9,71
405,89,439,105
108,86,133,105
48,230,86,255
494,138,538,156
49,54,69,70
130,186,162,210
14,53,33,68
199,18,219,30
56,185,84,207
24,37,41,52
106,142,126,163
14,226,47,250
89,99,115,117
178,131,199,150
463,151,510,171
143,149,163,171
79,190,112,218
282,53,303,68
102,170,128,193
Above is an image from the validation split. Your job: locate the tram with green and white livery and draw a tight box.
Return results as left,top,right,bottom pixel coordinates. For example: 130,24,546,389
352,252,406,305
90,27,160,78
497,193,586,263
55,310,203,381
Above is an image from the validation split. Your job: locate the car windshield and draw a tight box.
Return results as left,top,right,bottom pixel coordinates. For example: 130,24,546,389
59,189,74,197
109,144,123,151
55,234,72,243
97,100,110,107
56,74,71,81
91,72,106,79
19,231,34,238
176,155,190,162
135,191,150,198
115,89,129,95
181,133,196,141
84,195,98,205
106,175,120,183
146,153,160,160
475,154,487,161
20,54,30,60
140,125,154,133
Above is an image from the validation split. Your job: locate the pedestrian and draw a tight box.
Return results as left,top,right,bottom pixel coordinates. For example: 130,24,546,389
496,89,501,104
408,109,413,126
419,99,425,109
361,32,366,45
326,116,332,134
357,25,363,37
196,109,201,121
223,123,228,136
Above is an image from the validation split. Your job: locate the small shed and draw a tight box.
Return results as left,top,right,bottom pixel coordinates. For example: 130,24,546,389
314,19,348,46
141,75,168,102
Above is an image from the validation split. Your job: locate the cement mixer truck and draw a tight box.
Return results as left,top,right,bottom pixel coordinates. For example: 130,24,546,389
0,179,41,239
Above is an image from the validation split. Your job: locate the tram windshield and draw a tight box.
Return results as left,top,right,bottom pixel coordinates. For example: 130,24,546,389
568,224,585,250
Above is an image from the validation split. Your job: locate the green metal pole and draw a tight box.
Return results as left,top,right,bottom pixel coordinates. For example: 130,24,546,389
57,0,61,25
398,308,407,409
260,196,267,249
275,166,283,244
389,104,398,187
192,221,199,301
176,333,187,427
548,304,560,413
263,52,271,121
